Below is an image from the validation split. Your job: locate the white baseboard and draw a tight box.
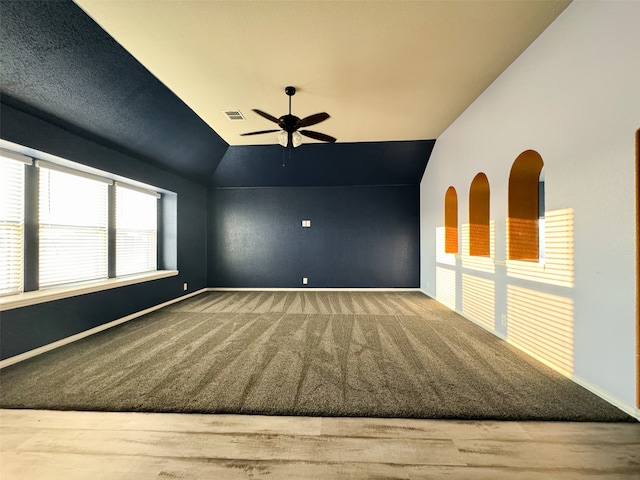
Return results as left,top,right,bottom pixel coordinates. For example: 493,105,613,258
0,288,207,369
427,294,640,421
506,339,639,420
569,374,640,421
207,287,422,292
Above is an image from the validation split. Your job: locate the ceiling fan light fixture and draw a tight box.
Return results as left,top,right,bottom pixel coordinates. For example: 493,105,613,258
292,131,302,148
278,131,287,147
277,130,303,148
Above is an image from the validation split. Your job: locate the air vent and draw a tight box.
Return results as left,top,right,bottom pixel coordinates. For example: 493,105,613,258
224,110,245,121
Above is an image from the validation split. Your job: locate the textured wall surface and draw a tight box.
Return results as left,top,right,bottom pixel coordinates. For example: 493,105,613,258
0,0,228,183
209,185,420,288
212,141,433,187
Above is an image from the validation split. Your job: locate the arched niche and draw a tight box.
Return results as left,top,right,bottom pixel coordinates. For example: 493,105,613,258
508,150,544,261
469,173,490,257
444,186,458,254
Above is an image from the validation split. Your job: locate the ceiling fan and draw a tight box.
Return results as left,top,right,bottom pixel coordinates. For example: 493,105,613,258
240,86,336,148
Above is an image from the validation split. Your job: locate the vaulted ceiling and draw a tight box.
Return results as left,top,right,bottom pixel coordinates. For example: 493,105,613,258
0,0,570,187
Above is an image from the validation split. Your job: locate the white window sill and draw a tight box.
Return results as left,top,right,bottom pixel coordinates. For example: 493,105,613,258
0,270,179,311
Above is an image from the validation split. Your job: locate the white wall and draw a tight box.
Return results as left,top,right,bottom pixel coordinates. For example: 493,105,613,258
420,0,640,415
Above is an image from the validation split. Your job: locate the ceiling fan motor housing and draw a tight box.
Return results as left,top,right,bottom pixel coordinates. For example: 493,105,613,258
280,114,300,132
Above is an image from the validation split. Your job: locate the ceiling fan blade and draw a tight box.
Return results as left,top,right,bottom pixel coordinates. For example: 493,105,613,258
297,112,330,128
299,130,337,143
253,109,280,124
240,129,280,136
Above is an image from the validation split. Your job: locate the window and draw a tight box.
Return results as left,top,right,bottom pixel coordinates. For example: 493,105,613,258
116,184,159,276
508,150,544,261
38,162,110,288
469,173,490,257
444,186,458,254
0,142,172,303
0,150,31,296
538,173,546,261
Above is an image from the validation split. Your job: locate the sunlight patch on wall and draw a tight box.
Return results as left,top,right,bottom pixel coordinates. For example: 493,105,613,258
507,285,574,375
462,274,495,330
461,221,496,273
436,266,456,310
436,226,456,266
507,208,574,287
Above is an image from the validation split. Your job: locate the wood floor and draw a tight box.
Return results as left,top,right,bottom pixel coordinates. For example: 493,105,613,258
1,409,639,479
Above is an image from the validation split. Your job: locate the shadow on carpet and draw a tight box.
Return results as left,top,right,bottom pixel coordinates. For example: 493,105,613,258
0,291,635,422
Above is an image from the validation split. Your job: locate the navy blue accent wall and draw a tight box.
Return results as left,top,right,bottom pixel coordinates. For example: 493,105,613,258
208,186,420,288
0,104,209,360
0,0,228,183
212,141,434,187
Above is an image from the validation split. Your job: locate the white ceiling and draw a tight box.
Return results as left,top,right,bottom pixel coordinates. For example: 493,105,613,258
74,0,570,146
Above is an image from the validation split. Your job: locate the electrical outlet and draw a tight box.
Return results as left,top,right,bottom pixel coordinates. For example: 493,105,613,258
302,277,308,285
501,314,507,326
183,283,188,291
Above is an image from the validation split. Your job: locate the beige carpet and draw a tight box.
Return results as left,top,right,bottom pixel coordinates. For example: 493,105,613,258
0,291,634,421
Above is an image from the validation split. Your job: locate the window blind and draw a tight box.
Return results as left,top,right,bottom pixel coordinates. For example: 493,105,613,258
0,152,30,295
38,166,109,288
116,184,158,276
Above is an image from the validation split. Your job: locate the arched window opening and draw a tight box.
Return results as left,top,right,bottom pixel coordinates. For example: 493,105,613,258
508,150,544,261
444,186,458,254
469,173,490,257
